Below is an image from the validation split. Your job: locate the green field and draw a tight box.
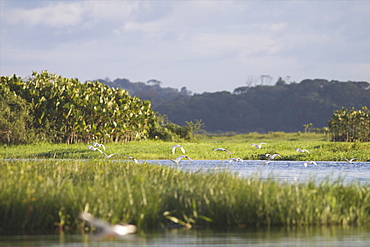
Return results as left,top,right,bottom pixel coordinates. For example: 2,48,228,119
1,133,369,161
1,132,370,232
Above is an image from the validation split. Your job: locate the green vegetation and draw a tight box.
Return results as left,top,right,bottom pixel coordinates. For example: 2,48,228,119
2,72,369,144
1,71,154,144
109,78,369,133
0,71,201,145
1,133,370,161
2,72,370,233
1,159,370,231
101,77,192,109
329,106,370,142
148,114,204,142
0,83,32,145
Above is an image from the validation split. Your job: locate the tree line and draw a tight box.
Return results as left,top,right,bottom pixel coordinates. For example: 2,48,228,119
2,72,369,144
101,78,369,134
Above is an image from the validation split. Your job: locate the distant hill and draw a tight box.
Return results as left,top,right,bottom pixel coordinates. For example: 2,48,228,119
99,78,192,110
97,78,370,133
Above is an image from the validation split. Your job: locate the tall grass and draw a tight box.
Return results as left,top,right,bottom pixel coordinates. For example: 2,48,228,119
1,160,370,231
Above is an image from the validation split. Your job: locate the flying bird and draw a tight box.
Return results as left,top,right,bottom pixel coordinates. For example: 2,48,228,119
303,161,318,167
252,142,266,149
88,145,106,155
171,155,193,165
79,212,137,239
343,157,357,164
93,142,106,151
88,145,116,159
228,158,243,163
213,148,232,154
124,155,139,164
265,153,281,160
105,153,118,159
172,144,186,154
296,148,310,153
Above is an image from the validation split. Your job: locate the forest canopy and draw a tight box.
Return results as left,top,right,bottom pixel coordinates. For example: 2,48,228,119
101,78,370,134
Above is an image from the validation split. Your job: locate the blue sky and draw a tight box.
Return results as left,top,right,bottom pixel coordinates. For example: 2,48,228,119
1,0,369,93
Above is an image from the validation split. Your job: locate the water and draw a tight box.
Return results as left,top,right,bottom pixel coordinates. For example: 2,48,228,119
5,159,370,184
2,226,370,246
145,159,370,185
2,159,370,246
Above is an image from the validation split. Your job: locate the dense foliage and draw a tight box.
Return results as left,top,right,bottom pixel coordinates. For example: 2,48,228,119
328,106,370,142
1,71,155,144
148,114,203,141
99,78,370,134
0,82,32,144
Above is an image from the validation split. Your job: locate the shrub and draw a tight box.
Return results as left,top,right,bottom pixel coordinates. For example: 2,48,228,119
328,106,370,142
0,76,33,145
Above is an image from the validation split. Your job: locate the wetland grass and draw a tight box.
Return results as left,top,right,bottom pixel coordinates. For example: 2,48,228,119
1,159,370,232
1,132,370,161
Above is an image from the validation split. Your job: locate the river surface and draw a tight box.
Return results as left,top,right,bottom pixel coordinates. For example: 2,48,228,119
2,226,370,246
2,159,370,246
146,159,370,185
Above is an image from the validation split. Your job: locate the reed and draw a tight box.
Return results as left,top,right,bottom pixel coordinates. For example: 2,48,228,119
1,159,370,231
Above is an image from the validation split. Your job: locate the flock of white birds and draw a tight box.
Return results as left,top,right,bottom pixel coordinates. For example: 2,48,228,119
87,141,357,167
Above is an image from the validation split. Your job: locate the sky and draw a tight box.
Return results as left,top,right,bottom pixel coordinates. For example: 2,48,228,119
1,0,370,93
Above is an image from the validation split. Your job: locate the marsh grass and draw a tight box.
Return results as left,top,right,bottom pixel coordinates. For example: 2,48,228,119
1,159,370,231
1,133,370,161
2,133,370,231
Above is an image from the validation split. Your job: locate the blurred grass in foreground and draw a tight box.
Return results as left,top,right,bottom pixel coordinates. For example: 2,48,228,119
1,159,370,231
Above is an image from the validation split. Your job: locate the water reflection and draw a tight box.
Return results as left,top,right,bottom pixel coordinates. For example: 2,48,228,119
2,226,370,246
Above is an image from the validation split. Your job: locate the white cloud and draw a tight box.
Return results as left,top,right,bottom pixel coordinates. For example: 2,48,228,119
1,0,370,93
5,2,83,27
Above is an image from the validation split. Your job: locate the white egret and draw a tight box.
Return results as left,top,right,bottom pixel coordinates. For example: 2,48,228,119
303,161,317,167
228,158,243,163
171,155,193,164
88,145,116,159
213,148,232,154
265,153,281,160
296,148,310,153
124,155,139,164
93,142,106,151
105,153,118,159
252,142,266,149
343,157,357,164
79,212,137,239
172,144,186,154
88,145,107,155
